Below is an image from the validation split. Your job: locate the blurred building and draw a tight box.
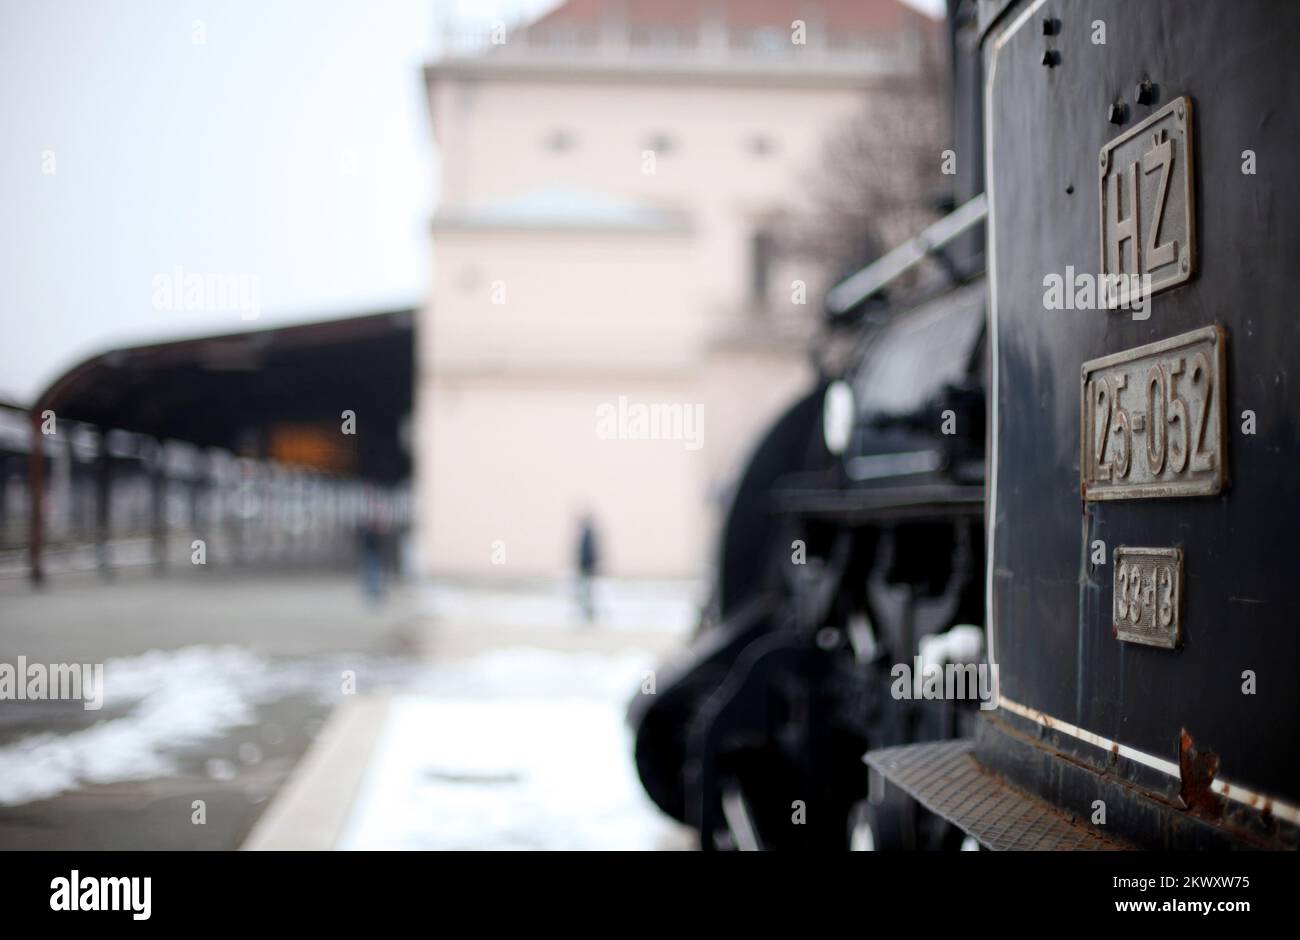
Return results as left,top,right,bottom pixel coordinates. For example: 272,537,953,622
419,0,937,578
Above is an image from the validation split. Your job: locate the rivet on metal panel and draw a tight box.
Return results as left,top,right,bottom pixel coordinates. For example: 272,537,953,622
1136,77,1155,106
1042,17,1060,36
1107,102,1128,125
1041,49,1060,68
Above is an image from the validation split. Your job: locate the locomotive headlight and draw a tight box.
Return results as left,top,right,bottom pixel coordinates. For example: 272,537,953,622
822,380,855,456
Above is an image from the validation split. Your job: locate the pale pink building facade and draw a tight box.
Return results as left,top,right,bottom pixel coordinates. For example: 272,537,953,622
418,0,934,578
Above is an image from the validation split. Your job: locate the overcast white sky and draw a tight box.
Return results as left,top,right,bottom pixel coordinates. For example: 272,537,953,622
0,0,941,405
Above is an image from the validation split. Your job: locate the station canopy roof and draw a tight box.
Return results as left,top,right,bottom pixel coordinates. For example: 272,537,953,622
34,311,414,483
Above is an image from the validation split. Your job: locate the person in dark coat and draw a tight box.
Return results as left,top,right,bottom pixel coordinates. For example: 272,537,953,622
576,513,599,623
359,500,391,604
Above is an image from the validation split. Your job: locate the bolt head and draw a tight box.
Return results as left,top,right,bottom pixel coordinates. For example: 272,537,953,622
1136,80,1155,105
1108,102,1127,125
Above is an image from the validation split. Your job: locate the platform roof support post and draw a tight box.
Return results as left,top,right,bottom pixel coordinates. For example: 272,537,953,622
28,410,45,586
151,441,167,573
96,428,113,579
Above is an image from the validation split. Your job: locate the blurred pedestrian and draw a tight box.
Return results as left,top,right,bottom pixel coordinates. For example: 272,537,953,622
359,499,391,605
575,513,599,623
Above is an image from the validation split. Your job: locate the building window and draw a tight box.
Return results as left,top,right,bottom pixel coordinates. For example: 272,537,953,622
457,266,481,292
544,128,575,153
630,25,690,51
644,132,675,156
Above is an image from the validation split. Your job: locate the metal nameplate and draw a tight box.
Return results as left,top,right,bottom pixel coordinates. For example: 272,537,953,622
1081,325,1227,500
1099,96,1196,307
1113,547,1183,649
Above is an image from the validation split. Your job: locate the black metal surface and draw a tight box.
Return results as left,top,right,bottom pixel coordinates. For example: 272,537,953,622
985,1,1300,807
771,481,983,522
977,709,1298,850
628,595,776,824
714,386,828,616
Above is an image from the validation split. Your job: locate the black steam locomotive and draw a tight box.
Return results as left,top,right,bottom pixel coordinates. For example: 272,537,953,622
629,0,1299,851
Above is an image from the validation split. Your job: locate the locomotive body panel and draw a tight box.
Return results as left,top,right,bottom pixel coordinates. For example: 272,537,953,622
984,0,1300,823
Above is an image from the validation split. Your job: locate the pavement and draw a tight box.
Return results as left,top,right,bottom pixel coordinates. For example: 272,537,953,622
0,568,696,850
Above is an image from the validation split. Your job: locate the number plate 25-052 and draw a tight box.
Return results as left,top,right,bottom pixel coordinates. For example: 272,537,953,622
1113,547,1182,649
1081,325,1227,500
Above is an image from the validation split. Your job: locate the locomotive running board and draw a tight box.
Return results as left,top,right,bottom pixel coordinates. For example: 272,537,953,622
868,712,1297,850
865,739,1132,851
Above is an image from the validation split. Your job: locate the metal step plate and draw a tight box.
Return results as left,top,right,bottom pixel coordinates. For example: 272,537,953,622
865,740,1132,851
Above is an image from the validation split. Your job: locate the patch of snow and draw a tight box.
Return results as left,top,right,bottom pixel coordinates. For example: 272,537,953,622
415,647,654,701
337,646,679,850
0,637,688,849
337,699,671,851
422,577,702,634
0,646,419,806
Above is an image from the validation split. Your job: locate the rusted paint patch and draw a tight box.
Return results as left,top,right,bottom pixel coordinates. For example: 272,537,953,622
1178,729,1225,819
